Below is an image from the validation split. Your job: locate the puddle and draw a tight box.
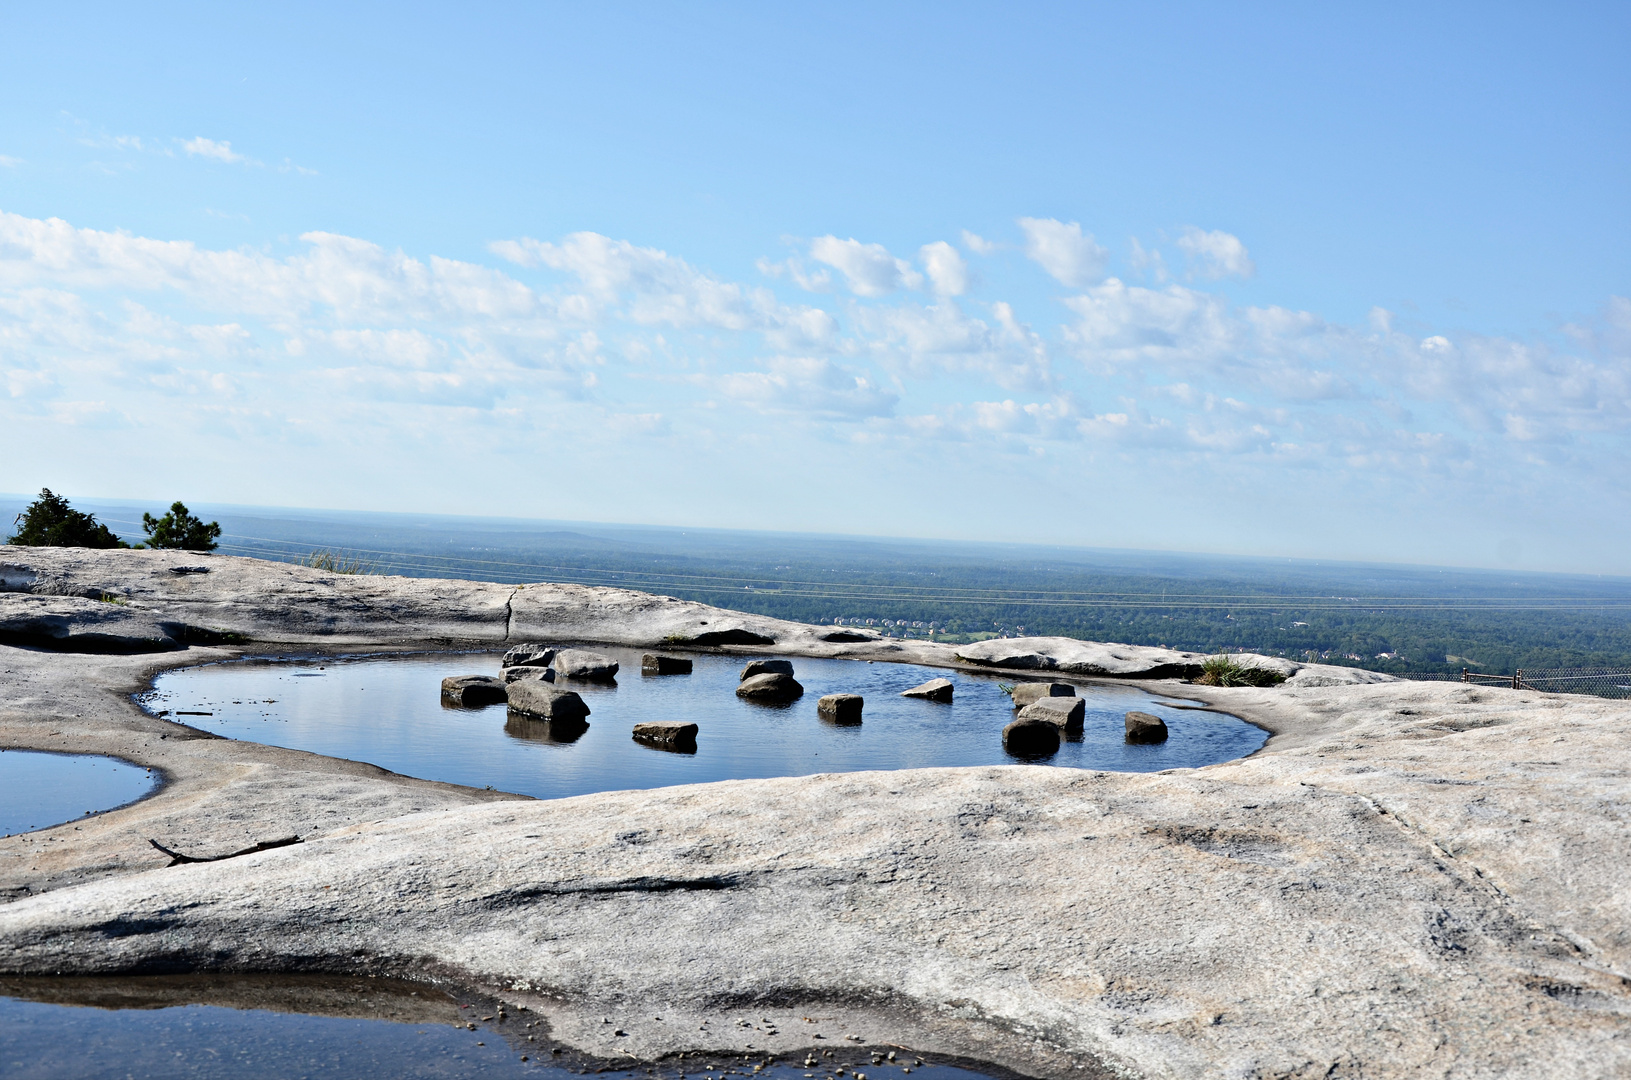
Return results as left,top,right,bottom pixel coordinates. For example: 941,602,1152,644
0,976,1018,1080
0,751,159,836
141,648,1266,801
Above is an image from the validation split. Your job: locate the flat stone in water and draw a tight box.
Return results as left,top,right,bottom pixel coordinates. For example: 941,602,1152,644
142,648,1268,802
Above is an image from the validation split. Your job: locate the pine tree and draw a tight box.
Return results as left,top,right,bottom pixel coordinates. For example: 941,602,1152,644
141,502,222,551
7,489,128,548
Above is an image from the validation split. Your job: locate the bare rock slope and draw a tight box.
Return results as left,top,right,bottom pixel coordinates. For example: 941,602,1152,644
0,548,1627,1078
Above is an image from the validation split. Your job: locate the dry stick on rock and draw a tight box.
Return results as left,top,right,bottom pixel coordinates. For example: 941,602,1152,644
148,836,302,867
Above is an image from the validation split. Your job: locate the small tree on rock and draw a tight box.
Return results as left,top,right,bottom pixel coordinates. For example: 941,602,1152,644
141,502,222,551
7,489,128,548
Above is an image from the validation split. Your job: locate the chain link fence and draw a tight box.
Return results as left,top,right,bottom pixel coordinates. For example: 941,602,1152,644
1395,667,1631,700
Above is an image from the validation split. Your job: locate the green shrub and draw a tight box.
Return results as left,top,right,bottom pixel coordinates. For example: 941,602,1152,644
1194,654,1287,687
6,489,128,548
141,502,221,551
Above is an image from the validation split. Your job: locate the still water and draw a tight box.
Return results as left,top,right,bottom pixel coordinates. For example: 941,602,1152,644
0,977,1008,1080
142,648,1266,800
0,751,159,836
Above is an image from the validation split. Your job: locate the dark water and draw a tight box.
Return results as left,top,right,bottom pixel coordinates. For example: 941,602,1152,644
142,649,1265,800
0,979,1011,1080
0,751,159,836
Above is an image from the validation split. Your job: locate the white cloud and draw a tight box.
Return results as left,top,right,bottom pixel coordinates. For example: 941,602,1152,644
1176,227,1255,280
182,137,251,165
1017,218,1107,288
1128,237,1167,282
960,230,997,255
0,155,20,169
714,356,898,418
918,241,969,297
854,300,1052,390
808,236,923,296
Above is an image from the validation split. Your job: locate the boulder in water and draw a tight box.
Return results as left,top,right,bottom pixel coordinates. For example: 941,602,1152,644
642,654,693,675
901,678,954,702
1125,711,1170,744
554,649,619,682
817,693,864,725
1018,696,1086,732
740,659,794,680
502,643,556,669
1002,718,1060,757
440,674,508,708
632,721,698,752
1009,682,1075,708
507,680,591,722
736,672,803,703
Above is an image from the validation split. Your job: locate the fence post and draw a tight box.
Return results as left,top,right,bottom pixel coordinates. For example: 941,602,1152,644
1514,669,1522,690
1462,667,1469,683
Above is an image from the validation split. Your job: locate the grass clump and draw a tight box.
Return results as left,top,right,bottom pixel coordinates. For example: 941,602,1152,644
302,549,378,575
1194,654,1287,687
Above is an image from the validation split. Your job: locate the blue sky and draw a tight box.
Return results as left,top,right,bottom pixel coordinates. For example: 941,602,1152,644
1,3,1628,572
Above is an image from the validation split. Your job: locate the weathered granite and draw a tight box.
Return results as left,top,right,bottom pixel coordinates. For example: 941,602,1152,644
816,693,864,724
439,674,508,707
902,677,954,702
632,721,699,751
1009,682,1075,708
740,658,794,680
1016,696,1085,731
0,549,1625,1078
505,681,590,722
735,672,803,703
1124,711,1169,744
553,649,619,682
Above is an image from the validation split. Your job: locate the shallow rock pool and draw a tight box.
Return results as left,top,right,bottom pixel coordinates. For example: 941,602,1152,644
0,976,1014,1080
0,750,159,837
141,648,1265,801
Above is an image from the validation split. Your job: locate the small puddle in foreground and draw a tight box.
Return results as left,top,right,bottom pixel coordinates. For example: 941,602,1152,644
0,976,1017,1080
142,648,1265,799
0,751,159,836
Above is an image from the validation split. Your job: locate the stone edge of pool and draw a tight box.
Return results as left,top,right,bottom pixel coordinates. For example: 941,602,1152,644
0,548,1627,1080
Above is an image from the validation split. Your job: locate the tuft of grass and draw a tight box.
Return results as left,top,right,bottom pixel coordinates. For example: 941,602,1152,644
996,682,1016,698
98,592,128,605
302,549,379,575
662,632,693,644
1194,654,1287,688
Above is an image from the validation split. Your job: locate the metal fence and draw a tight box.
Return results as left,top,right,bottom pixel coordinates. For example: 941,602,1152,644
1395,667,1631,700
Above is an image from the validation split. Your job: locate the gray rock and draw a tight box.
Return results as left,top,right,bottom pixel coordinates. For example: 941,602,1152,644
740,659,794,680
1001,718,1060,756
506,680,591,722
1017,696,1086,732
554,649,619,682
641,654,693,675
1009,682,1075,708
820,629,876,643
632,721,698,752
736,672,803,703
502,643,557,669
0,593,184,653
901,678,953,702
503,666,555,685
816,694,863,725
1125,711,1170,744
439,674,508,707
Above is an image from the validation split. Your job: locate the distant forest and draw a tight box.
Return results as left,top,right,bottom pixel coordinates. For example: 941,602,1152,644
9,497,1631,676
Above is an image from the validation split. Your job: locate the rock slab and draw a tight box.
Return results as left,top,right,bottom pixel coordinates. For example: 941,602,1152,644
439,674,508,707
503,666,555,685
641,654,693,675
1009,682,1076,708
506,681,591,722
554,649,620,682
736,672,803,703
816,694,863,724
1124,710,1170,744
901,677,954,702
1017,696,1086,732
632,721,698,752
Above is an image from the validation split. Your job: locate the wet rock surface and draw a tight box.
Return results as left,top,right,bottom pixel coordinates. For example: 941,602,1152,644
642,654,693,675
554,649,620,682
1015,696,1085,732
506,681,591,722
816,693,864,724
740,659,794,680
632,721,699,752
736,672,804,703
901,678,954,702
1124,711,1170,744
0,549,1625,1078
441,674,509,707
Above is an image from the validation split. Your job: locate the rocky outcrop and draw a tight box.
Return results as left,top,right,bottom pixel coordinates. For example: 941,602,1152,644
816,693,864,724
503,665,554,685
1009,682,1075,708
1017,696,1085,732
1124,711,1169,744
901,677,954,702
632,721,698,752
439,674,508,707
736,672,803,703
505,681,590,722
553,649,619,682
740,659,794,680
641,654,692,675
